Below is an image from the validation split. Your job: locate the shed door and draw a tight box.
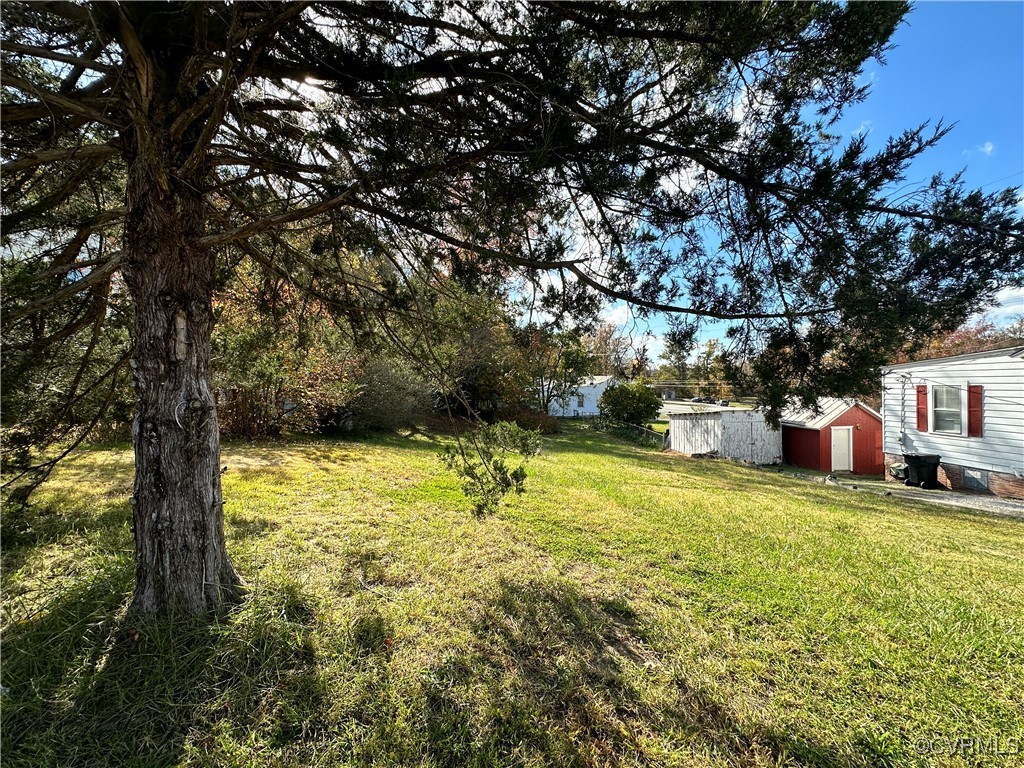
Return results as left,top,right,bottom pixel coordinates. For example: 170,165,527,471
831,427,853,472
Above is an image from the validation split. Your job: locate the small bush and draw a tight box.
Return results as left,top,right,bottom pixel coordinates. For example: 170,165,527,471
350,358,432,431
216,388,286,439
441,421,541,516
417,412,477,435
608,424,664,450
598,382,662,425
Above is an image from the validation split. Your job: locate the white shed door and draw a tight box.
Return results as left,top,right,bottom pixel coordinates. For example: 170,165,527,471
831,426,853,472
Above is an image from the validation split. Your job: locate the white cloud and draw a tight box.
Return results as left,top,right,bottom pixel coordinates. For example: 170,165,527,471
659,163,703,196
852,119,873,137
962,141,996,159
989,286,1024,322
969,286,1024,325
600,302,631,327
643,332,665,363
859,70,879,87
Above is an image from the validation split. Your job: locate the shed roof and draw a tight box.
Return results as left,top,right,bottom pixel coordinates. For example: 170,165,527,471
667,406,762,419
780,397,881,430
667,408,725,418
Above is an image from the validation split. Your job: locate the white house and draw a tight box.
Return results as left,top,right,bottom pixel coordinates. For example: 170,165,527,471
549,375,615,417
881,346,1024,498
667,407,782,464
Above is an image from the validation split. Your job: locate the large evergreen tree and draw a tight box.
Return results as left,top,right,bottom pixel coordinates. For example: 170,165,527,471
3,1,1022,614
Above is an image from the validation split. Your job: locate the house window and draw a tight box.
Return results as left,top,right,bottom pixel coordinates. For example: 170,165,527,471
577,394,585,407
932,385,962,433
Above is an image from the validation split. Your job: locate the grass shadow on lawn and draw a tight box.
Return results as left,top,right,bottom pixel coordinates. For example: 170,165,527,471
0,553,201,768
6,430,1016,766
0,494,130,580
1,563,326,768
226,512,282,541
421,577,866,768
0,547,976,768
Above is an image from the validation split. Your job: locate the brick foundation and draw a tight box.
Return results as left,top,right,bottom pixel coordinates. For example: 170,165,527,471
990,472,1024,499
884,453,1024,499
937,462,961,491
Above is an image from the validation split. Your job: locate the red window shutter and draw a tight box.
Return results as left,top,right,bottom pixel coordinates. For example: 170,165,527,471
967,385,983,437
916,385,928,431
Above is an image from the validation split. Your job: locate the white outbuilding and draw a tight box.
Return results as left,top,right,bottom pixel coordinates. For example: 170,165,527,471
667,407,782,464
549,375,616,417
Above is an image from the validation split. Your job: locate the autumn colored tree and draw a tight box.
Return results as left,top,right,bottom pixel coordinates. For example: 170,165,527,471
211,265,359,438
890,314,1024,363
583,324,628,377
513,325,593,414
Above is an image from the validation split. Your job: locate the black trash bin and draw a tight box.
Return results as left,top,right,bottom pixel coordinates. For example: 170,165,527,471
902,453,941,489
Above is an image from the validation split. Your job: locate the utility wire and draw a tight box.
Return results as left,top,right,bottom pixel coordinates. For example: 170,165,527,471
884,371,1024,408
976,170,1024,190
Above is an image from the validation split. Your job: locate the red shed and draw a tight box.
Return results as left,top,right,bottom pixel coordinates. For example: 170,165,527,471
781,398,884,475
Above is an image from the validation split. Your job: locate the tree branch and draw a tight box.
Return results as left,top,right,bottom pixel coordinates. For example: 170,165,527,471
1,142,119,174
1,80,120,130
0,40,116,73
636,136,1024,242
2,252,125,328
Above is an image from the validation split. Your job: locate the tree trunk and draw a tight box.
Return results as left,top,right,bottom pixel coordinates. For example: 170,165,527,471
122,129,242,615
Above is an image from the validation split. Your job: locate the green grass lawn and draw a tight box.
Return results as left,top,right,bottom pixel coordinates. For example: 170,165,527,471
2,425,1022,767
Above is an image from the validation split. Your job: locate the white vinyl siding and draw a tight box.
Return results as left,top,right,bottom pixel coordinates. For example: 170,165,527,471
881,350,1024,475
549,377,615,417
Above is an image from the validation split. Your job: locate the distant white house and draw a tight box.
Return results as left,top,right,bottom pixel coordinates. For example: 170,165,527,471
881,346,1024,497
549,375,616,417
667,407,782,464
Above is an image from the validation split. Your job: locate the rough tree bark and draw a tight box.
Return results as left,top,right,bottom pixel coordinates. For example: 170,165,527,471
121,108,242,615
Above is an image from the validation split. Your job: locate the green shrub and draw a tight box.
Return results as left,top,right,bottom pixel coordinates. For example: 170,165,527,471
608,424,664,450
349,358,433,431
598,382,661,425
441,421,541,515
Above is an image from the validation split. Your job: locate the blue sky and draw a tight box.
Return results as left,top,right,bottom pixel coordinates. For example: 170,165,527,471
609,1,1024,361
841,0,1023,194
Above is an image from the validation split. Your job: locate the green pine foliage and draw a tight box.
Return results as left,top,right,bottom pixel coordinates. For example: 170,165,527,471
4,0,1024,615
441,422,541,516
5,1,1023,444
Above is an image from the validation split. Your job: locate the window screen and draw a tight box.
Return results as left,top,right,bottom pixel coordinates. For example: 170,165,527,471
932,385,962,433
